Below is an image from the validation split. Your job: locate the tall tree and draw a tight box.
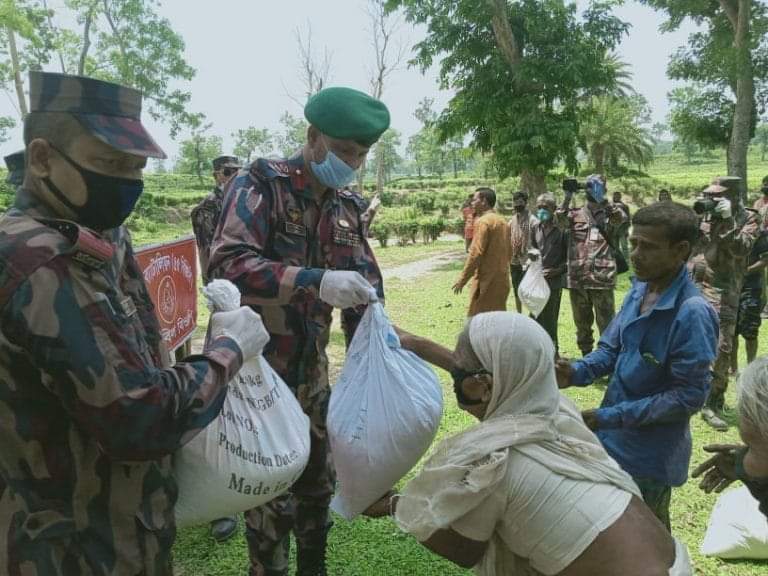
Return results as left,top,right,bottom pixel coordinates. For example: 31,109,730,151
640,0,768,197
580,95,655,175
175,118,222,183
363,0,406,195
387,0,629,195
0,0,198,136
290,22,332,105
232,127,274,163
373,128,402,184
276,112,308,158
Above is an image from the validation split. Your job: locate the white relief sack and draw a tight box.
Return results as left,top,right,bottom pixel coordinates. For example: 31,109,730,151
328,301,443,520
173,280,311,527
518,255,551,318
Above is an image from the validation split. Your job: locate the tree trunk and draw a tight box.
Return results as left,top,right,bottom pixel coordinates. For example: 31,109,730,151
592,144,605,176
520,169,546,197
376,150,385,195
726,0,753,203
78,8,94,75
6,27,27,118
357,157,367,194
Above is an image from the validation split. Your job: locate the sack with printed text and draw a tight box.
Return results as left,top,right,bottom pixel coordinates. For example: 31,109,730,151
518,253,551,318
173,280,311,527
328,301,443,519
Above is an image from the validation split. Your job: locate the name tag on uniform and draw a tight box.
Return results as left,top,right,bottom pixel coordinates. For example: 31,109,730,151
333,226,361,247
120,296,138,318
285,222,306,237
589,227,600,242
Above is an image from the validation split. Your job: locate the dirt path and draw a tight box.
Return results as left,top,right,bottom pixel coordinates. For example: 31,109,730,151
383,249,464,281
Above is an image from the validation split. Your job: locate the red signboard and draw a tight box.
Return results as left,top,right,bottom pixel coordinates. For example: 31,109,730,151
135,236,198,352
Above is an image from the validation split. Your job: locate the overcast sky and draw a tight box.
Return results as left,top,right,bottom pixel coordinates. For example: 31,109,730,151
1,0,695,164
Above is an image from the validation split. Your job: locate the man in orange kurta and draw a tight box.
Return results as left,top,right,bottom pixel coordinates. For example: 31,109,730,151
453,187,512,316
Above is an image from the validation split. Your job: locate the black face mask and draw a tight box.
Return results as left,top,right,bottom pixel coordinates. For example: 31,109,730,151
450,367,491,406
44,144,144,231
514,205,525,213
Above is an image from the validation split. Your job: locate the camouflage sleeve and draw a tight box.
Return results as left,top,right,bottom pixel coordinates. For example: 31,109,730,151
208,176,325,306
718,211,760,258
1,259,244,461
457,217,488,285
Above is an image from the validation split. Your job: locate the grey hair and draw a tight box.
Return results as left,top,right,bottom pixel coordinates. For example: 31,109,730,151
454,320,483,371
738,357,768,436
536,193,556,209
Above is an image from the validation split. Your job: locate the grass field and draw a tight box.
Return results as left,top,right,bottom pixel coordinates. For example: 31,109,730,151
173,241,767,576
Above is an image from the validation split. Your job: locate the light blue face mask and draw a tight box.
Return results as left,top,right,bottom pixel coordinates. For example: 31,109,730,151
537,208,551,222
310,140,357,189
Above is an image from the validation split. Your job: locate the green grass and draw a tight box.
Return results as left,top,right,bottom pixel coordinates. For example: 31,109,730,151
173,243,767,576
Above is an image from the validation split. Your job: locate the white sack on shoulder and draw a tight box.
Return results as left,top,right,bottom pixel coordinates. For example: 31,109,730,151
173,280,311,527
328,302,443,520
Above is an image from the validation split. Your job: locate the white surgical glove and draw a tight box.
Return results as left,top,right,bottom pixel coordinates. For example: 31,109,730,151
369,194,382,212
715,198,732,219
319,271,375,309
209,306,270,362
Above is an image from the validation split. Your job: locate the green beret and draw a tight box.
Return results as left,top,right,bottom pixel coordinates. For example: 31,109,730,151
304,87,390,147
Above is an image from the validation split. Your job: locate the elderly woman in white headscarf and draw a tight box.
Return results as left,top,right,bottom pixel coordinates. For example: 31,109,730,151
693,356,768,519
366,312,691,576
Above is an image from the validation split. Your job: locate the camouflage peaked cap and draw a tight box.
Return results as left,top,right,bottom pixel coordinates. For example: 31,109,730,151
212,155,241,171
28,71,166,159
4,150,25,186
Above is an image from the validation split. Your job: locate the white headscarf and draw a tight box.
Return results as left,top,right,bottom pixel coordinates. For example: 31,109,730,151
395,312,640,574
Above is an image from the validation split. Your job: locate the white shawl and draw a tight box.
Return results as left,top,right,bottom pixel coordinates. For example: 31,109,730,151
395,312,640,575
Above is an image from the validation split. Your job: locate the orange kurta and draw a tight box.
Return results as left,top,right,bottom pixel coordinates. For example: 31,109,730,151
457,211,512,316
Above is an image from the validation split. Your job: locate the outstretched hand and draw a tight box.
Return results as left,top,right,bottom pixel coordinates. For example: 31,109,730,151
452,282,465,295
555,358,574,389
691,444,742,494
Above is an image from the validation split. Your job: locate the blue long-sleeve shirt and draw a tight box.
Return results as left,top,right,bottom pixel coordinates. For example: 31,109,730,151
571,264,719,486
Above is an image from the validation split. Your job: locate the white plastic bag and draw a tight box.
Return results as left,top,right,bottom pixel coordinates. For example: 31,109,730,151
173,280,311,527
328,302,443,520
518,255,551,318
700,485,768,559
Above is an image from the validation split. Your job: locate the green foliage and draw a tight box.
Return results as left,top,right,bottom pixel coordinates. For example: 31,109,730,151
373,128,403,184
276,112,308,157
754,123,768,161
669,86,735,151
580,94,655,175
232,126,273,162
405,191,435,213
370,220,392,248
388,0,629,184
175,126,223,183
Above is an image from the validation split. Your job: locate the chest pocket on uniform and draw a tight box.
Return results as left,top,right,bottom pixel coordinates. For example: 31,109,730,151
330,223,364,270
273,217,309,267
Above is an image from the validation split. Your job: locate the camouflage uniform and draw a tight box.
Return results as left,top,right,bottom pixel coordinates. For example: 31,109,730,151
191,156,241,285
557,204,626,355
0,191,244,576
208,154,384,576
191,185,227,284
0,70,246,576
689,208,761,410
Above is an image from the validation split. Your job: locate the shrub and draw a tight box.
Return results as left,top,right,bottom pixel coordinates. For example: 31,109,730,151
370,221,392,248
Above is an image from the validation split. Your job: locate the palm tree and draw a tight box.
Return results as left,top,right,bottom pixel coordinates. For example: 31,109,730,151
580,95,654,175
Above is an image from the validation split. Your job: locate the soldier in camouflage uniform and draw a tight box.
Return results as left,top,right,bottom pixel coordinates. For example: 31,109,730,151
557,175,627,356
209,87,389,576
0,71,269,576
4,150,25,188
190,153,243,543
689,177,761,430
191,154,242,285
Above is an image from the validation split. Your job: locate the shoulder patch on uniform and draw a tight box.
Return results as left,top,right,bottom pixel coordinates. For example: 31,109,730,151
338,189,368,211
39,219,115,270
253,158,292,180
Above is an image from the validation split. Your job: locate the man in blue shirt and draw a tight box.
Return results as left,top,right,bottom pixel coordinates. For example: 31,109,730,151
556,202,719,531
